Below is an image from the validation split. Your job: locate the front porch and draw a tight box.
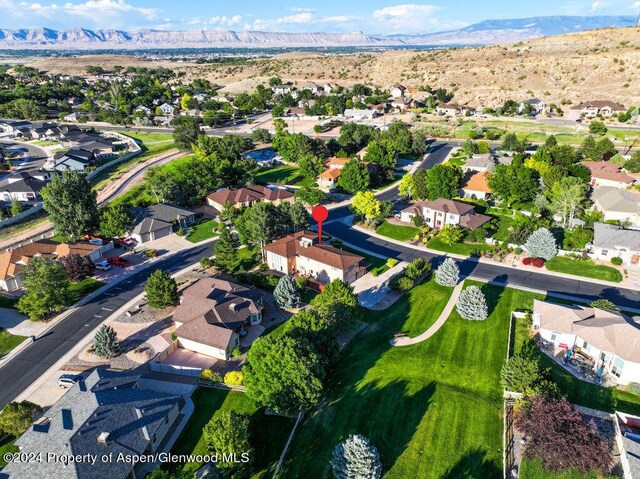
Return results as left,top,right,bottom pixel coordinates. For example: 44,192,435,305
539,340,618,387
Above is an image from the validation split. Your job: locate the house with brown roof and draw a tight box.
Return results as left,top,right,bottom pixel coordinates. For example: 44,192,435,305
390,83,406,98
566,100,626,120
206,185,294,212
436,104,476,117
263,231,366,286
317,168,342,191
459,171,492,200
173,277,264,360
581,161,635,188
400,198,491,230
533,300,640,385
0,240,103,291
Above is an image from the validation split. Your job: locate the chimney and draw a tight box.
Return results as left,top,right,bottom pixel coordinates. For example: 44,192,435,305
229,302,238,312
97,432,110,444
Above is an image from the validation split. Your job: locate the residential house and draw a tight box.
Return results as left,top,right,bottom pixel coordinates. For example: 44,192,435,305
343,108,377,120
323,83,339,95
0,240,103,291
180,109,203,117
581,161,635,188
518,99,548,115
206,185,294,211
591,222,640,267
63,112,82,122
129,203,195,244
390,97,421,112
0,120,34,138
134,105,151,115
79,140,116,160
459,171,492,200
317,168,342,191
462,154,497,172
173,277,264,360
272,83,293,96
400,198,491,229
264,231,366,286
31,124,61,140
46,148,97,172
390,83,406,98
533,300,640,385
566,101,626,120
158,103,175,115
436,104,476,116
0,369,183,479
591,186,640,228
0,172,48,203
302,82,323,95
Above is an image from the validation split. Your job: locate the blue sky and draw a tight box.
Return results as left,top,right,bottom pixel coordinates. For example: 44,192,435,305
0,0,639,33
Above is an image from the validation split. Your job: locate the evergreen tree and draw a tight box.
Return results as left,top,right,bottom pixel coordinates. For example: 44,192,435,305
456,285,488,320
331,434,382,479
93,325,121,358
172,115,200,151
42,170,98,240
434,258,459,287
213,228,239,273
145,269,179,308
338,159,370,194
273,275,300,308
312,279,362,333
524,228,557,260
10,199,26,217
413,169,429,200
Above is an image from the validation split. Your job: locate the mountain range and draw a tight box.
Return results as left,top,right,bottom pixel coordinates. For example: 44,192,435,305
0,15,636,49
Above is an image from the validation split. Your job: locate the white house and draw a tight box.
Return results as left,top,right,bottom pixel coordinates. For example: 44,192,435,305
158,103,175,115
263,231,366,286
566,101,626,121
518,99,548,115
591,222,640,267
591,186,640,228
533,300,640,385
343,108,377,120
390,83,406,98
272,84,293,96
400,198,491,229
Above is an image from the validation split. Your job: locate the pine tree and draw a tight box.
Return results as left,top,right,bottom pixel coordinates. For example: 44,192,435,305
456,286,488,321
145,269,179,308
213,228,239,273
524,228,557,261
434,258,459,287
93,325,121,358
331,434,382,479
273,275,300,308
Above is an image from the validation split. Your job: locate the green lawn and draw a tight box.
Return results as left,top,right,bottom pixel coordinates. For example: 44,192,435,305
427,237,493,256
236,246,261,272
545,257,622,283
282,279,524,479
520,457,608,479
66,278,105,305
0,329,27,357
186,219,221,243
491,215,516,242
168,388,294,478
376,220,420,242
0,436,18,467
254,165,314,187
448,156,467,167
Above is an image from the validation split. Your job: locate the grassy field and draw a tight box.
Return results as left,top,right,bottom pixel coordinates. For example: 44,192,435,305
520,458,608,479
0,329,27,357
427,237,493,256
186,219,221,243
0,436,18,467
282,279,531,479
168,388,294,478
545,257,622,283
254,165,315,187
376,220,420,242
66,278,105,305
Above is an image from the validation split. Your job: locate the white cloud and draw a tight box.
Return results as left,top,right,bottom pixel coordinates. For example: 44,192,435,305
591,0,602,11
208,14,242,27
632,1,640,8
371,3,465,33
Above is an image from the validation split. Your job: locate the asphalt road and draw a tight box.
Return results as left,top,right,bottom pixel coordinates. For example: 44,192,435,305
0,239,215,409
0,139,48,179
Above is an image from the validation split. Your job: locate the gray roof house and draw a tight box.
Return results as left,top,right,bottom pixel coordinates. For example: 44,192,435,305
591,222,640,267
0,172,48,203
46,149,97,172
130,203,195,244
462,154,496,172
0,369,183,479
592,186,640,228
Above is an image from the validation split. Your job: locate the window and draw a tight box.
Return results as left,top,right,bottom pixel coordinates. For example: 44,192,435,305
550,333,558,342
601,249,609,256
612,357,624,378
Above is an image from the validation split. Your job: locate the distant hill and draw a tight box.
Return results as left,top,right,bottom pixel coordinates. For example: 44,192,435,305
0,15,636,49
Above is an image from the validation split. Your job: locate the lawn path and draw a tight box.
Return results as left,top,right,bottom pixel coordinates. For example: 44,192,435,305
390,282,464,346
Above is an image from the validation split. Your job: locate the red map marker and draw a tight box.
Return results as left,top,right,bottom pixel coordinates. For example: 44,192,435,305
312,205,329,244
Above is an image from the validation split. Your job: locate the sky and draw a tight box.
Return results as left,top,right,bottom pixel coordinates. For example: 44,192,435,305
0,0,639,34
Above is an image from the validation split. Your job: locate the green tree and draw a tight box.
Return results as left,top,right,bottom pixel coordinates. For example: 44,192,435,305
240,202,279,250
437,224,463,245
172,115,200,151
589,120,607,135
10,199,25,217
295,186,327,206
298,153,324,179
42,170,98,240
524,228,557,260
579,136,599,161
288,201,310,232
93,325,121,358
273,275,300,308
331,434,382,479
243,334,325,413
251,128,271,143
98,204,131,239
351,191,382,225
17,257,70,321
338,159,370,194
500,353,544,393
544,135,558,148
413,169,429,200
203,411,253,475
456,286,488,321
425,164,462,200
488,164,539,204
0,401,42,437
145,269,179,308
625,151,640,173
398,173,415,199
213,228,239,273
549,177,588,227
311,279,362,333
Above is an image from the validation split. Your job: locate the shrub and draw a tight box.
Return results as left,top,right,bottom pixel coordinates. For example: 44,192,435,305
465,228,488,243
142,249,158,258
389,275,414,291
295,276,308,289
404,257,431,281
200,369,223,383
514,247,523,255
331,434,382,479
532,258,545,268
371,270,379,277
611,257,623,266
522,257,531,265
231,347,242,357
590,299,619,311
469,248,483,257
224,371,244,386
273,275,301,308
629,382,640,395
199,257,213,269
387,258,399,268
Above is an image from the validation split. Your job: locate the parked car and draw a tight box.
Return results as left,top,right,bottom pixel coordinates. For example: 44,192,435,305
95,261,112,271
119,237,136,246
57,374,82,388
107,256,130,267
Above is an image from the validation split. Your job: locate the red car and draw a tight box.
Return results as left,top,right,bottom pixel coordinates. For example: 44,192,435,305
119,237,136,246
107,256,130,267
